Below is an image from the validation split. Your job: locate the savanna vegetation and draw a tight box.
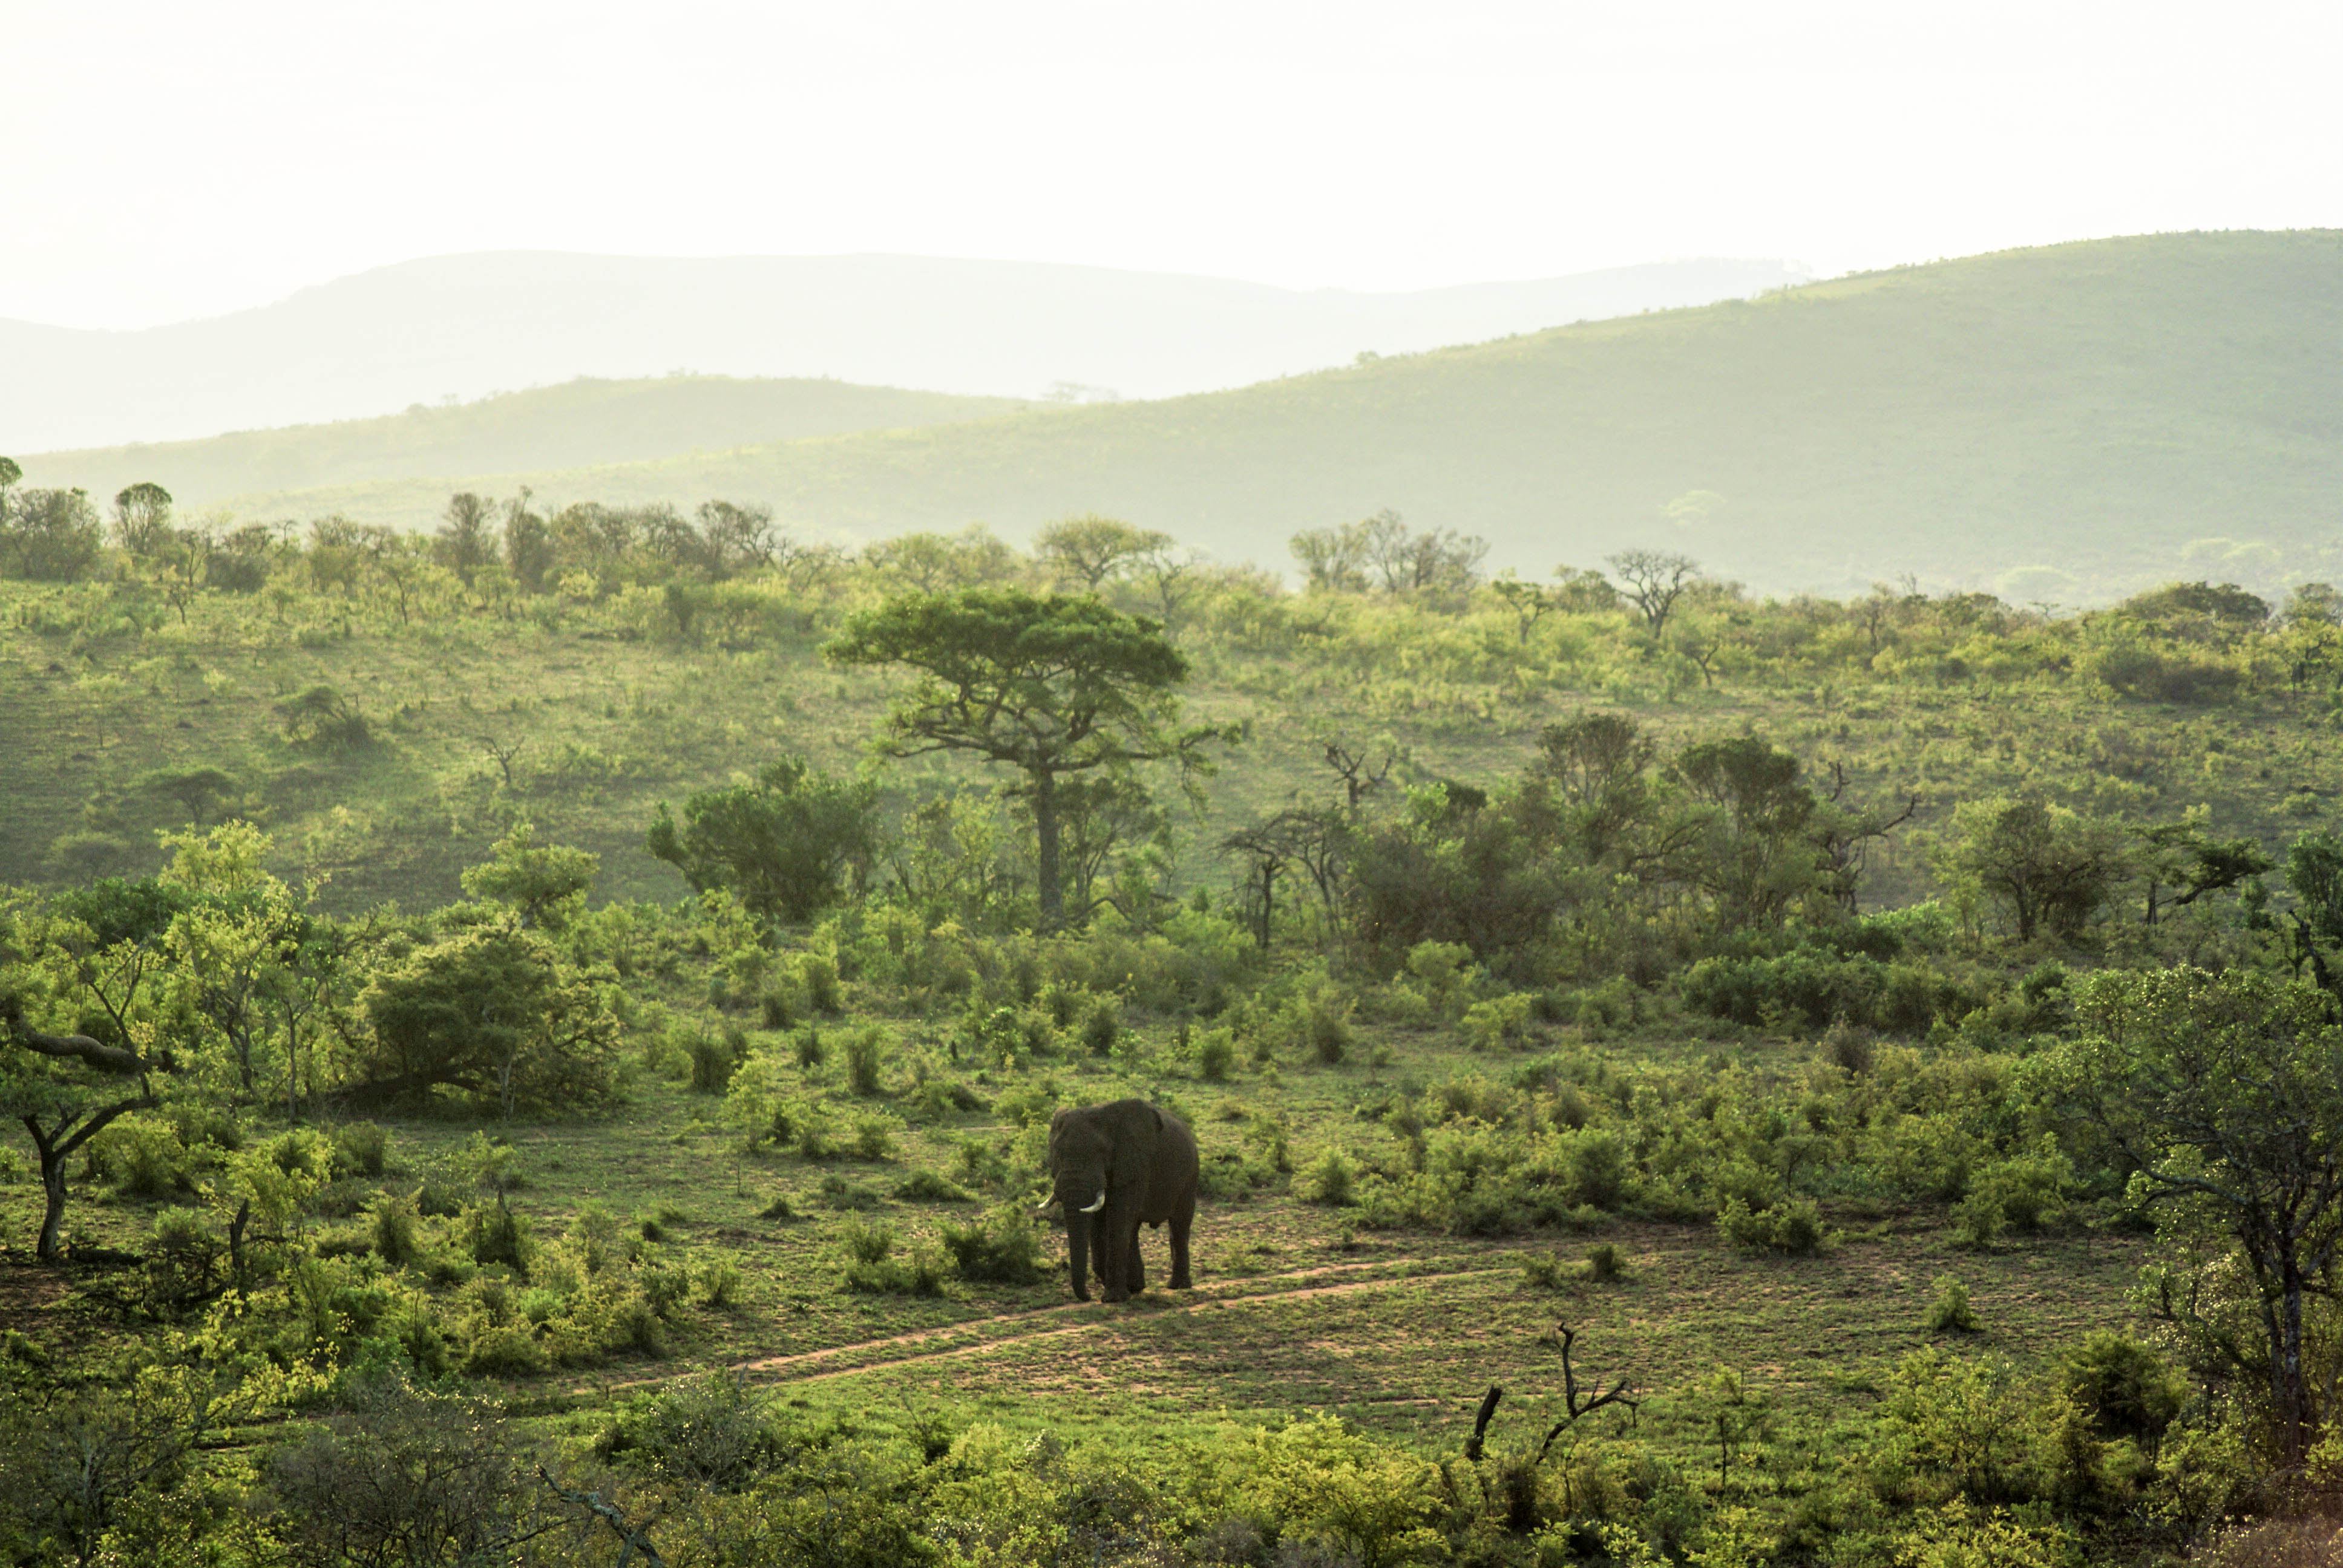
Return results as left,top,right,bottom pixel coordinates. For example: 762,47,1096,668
0,471,2338,1566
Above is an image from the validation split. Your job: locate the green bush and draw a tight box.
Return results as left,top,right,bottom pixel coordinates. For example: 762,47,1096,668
2059,1331,2182,1443
1717,1195,1831,1255
330,1122,390,1179
1587,1241,1625,1280
96,1116,200,1200
1193,1027,1236,1082
851,1112,900,1161
896,1169,972,1203
1302,1147,1355,1206
1926,1272,1979,1333
467,1198,534,1275
687,1028,741,1094
846,1026,886,1096
1081,996,1121,1055
696,1254,745,1308
798,952,842,1014
1461,991,1536,1051
371,1193,419,1267
937,1206,1046,1284
836,1217,946,1295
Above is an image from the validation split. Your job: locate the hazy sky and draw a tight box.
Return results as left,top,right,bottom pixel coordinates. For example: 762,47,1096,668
8,0,2337,329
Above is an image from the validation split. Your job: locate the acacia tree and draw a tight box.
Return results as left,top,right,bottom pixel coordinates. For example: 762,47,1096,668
1035,514,1172,591
826,589,1216,927
2055,967,2343,1466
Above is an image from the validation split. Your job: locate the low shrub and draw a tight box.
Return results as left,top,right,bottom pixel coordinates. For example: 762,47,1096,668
1302,1147,1355,1206
331,1122,390,1179
845,1026,886,1096
1193,1027,1236,1082
896,1169,973,1203
937,1206,1046,1284
1717,1195,1832,1256
1927,1273,1979,1333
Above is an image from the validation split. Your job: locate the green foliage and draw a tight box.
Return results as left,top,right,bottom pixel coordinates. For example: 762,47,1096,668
357,926,620,1117
646,756,879,923
936,1204,1045,1283
458,822,598,929
1927,1273,1980,1333
844,1025,885,1097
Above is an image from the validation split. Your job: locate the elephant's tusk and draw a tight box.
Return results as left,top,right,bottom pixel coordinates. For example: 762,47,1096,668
1078,1193,1106,1213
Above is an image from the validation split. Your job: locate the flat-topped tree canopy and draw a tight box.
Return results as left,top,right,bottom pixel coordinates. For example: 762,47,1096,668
824,587,1214,926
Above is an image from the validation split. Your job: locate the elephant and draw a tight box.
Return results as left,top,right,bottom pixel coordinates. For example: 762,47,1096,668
1045,1099,1198,1302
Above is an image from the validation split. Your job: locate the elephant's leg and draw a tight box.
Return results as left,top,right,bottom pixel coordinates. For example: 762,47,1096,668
1170,1207,1193,1291
1127,1227,1146,1293
1101,1211,1132,1302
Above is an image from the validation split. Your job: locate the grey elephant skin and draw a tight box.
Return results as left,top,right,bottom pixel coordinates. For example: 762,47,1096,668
1046,1099,1199,1302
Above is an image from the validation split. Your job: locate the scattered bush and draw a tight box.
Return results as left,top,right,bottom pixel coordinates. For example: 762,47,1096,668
1193,1026,1236,1082
1587,1242,1625,1281
1717,1195,1831,1256
897,1169,973,1203
846,1026,886,1096
1302,1147,1355,1206
1927,1273,1979,1333
937,1206,1046,1284
330,1122,391,1179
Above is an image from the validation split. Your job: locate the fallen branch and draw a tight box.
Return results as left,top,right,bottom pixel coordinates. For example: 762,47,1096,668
539,1468,666,1568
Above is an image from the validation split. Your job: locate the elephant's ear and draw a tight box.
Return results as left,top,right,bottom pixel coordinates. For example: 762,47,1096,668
1150,1105,1164,1133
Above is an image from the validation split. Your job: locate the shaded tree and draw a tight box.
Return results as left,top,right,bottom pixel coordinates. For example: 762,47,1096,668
1,487,103,581
2055,967,2343,1465
436,491,495,586
356,927,619,1117
1933,795,2126,941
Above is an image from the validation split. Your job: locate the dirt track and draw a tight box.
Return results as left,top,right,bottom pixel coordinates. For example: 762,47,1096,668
583,1255,1510,1397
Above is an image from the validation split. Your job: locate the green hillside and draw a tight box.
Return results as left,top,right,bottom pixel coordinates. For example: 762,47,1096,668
15,374,1029,511
186,231,2343,601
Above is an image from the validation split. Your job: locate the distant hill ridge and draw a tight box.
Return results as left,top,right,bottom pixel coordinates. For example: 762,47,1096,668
0,252,1807,450
18,377,1029,506
88,231,2332,604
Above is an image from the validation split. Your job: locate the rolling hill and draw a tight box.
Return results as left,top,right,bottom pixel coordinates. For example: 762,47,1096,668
13,376,1030,509
145,231,2337,602
0,252,1806,450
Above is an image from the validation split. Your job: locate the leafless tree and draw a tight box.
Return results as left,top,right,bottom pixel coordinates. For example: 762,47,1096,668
1606,549,1702,638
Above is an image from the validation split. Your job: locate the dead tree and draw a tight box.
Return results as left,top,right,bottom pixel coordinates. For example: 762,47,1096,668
1462,1324,1639,1466
1323,740,1394,813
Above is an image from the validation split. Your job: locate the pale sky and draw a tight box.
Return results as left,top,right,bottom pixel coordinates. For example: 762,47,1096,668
7,0,2338,329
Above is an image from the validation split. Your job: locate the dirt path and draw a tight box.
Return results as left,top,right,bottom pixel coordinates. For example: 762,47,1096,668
746,1256,1513,1383
583,1255,1512,1398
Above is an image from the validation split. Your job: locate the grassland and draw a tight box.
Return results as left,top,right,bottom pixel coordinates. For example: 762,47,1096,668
75,230,2342,604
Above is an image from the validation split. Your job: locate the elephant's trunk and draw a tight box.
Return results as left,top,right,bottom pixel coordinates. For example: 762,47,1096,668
1066,1208,1091,1300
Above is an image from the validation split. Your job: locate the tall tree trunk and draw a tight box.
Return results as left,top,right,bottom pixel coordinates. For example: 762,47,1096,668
1033,770,1064,929
24,1098,156,1262
2281,1256,2309,1463
36,1137,67,1261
